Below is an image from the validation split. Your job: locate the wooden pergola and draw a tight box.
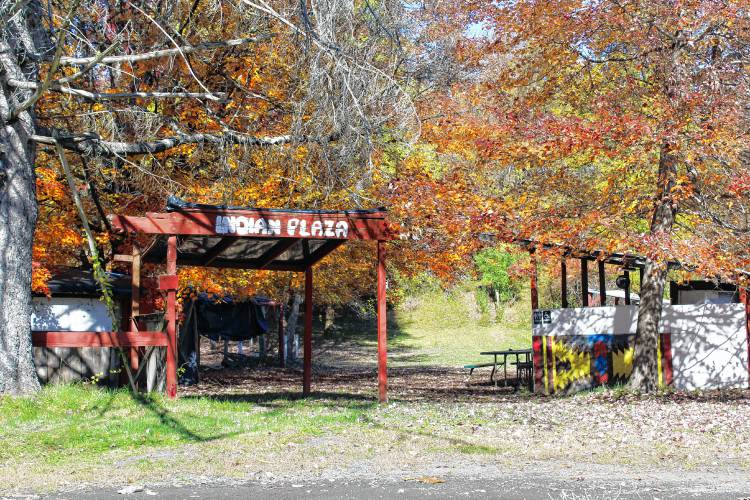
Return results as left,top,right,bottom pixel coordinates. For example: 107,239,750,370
35,199,394,402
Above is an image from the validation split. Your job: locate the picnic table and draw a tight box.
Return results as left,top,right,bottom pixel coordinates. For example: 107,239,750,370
464,348,533,389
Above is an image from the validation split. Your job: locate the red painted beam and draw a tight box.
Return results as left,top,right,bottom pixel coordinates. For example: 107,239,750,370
110,210,393,241
32,331,168,348
377,241,388,403
532,335,543,393
158,274,179,290
560,258,568,308
661,333,673,386
303,267,313,396
165,236,178,399
741,288,750,388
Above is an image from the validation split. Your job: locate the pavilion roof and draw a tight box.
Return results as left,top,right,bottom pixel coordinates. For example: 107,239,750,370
110,196,392,271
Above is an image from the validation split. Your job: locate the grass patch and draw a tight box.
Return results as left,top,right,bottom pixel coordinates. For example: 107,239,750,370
455,443,498,455
388,284,532,366
0,384,370,467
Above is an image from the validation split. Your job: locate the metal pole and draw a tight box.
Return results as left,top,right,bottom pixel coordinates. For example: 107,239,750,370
598,261,606,307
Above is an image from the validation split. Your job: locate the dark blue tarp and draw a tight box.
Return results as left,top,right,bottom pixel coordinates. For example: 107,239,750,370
178,295,272,386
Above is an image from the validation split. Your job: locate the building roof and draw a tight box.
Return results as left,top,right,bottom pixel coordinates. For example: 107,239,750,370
41,268,131,297
111,196,392,271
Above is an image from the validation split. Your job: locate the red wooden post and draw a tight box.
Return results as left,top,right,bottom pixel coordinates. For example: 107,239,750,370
661,333,674,386
740,288,750,388
532,335,543,393
377,240,387,403
166,236,178,399
530,249,539,310
130,246,142,372
560,257,568,308
130,246,141,329
278,303,285,368
581,259,589,307
303,267,313,396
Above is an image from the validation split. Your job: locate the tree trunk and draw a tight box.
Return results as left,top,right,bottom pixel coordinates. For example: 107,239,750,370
630,143,678,392
285,293,302,363
0,2,47,394
323,305,335,335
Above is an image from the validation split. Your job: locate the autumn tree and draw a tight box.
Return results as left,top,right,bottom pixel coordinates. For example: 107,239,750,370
424,0,750,391
0,0,416,394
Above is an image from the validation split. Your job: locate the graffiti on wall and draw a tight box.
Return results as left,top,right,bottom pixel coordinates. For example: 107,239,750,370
533,333,673,394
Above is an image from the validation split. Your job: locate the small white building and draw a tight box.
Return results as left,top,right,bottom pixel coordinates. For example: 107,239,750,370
32,268,131,385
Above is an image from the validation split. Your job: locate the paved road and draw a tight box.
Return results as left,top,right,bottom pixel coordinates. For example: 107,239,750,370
42,475,750,499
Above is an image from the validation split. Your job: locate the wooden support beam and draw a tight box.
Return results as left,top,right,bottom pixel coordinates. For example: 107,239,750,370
598,261,606,307
130,246,142,371
258,239,300,269
561,258,568,308
377,241,388,403
740,288,750,388
530,249,539,310
32,331,169,347
624,271,631,305
306,240,346,267
203,237,238,266
303,267,313,396
581,259,589,307
166,236,178,399
110,210,392,240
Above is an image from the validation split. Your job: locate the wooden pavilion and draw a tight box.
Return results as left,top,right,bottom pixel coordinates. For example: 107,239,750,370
33,198,394,402
515,239,750,393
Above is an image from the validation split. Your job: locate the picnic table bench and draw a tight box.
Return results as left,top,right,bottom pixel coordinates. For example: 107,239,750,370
465,349,533,390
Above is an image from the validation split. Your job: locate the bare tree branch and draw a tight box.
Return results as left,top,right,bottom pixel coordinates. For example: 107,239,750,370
31,130,339,156
56,41,121,84
57,35,271,65
10,0,80,118
8,79,225,100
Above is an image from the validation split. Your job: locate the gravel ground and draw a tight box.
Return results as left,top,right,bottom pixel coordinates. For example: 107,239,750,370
4,337,750,498
35,462,750,499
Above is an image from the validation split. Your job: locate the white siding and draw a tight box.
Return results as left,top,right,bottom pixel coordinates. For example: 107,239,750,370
31,297,115,332
532,304,748,390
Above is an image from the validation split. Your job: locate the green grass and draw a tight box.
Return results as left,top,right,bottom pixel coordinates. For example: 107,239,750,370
0,384,371,467
384,285,532,366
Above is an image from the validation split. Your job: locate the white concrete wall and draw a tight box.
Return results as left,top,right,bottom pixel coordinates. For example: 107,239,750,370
532,304,749,390
31,296,115,332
